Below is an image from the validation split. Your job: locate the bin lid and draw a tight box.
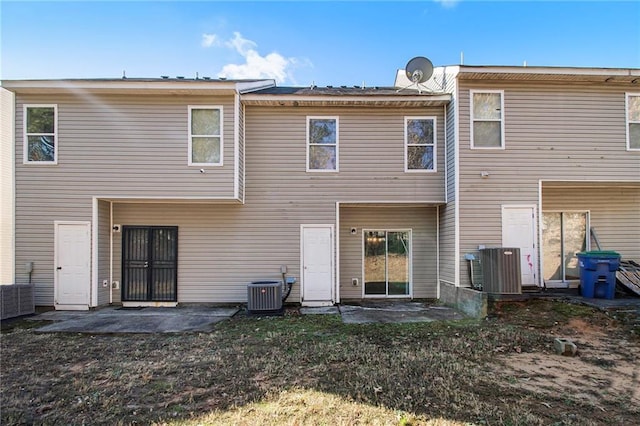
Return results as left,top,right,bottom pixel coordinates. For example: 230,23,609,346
577,250,620,258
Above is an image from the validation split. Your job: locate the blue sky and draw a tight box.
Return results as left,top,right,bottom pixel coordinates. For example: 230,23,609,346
1,1,639,86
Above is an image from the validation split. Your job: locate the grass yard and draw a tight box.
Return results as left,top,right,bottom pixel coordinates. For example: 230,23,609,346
1,299,639,425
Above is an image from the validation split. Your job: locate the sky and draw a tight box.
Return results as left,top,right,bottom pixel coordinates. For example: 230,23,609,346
1,1,639,87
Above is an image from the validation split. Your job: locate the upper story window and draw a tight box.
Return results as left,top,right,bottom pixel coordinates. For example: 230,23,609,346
405,116,436,172
189,106,223,166
471,90,504,149
24,105,57,164
627,93,640,151
307,116,338,172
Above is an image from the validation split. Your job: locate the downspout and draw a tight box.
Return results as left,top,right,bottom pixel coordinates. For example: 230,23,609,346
109,201,113,304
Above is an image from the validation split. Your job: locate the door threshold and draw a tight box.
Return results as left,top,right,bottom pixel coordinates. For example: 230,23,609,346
301,301,334,307
122,302,178,308
54,304,90,311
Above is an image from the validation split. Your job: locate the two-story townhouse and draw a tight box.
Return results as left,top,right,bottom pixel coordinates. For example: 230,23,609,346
398,66,640,305
1,78,450,310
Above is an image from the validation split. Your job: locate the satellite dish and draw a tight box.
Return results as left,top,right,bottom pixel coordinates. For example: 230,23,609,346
405,56,434,83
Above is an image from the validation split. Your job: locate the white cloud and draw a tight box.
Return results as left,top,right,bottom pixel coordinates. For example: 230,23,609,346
201,33,219,48
434,0,460,8
202,31,308,84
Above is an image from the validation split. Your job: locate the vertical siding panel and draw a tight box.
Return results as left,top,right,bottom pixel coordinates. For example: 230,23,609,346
97,200,110,305
0,88,15,285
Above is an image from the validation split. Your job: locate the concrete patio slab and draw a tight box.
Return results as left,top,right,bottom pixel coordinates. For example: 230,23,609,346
339,302,466,324
32,306,240,333
299,306,340,315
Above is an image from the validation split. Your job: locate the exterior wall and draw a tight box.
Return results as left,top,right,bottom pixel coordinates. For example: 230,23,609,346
455,80,640,287
0,88,15,285
542,186,640,259
13,92,240,305
439,68,459,287
97,200,111,306
105,105,446,304
14,93,238,198
339,206,438,300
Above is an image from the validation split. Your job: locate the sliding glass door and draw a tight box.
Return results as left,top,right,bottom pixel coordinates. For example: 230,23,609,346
364,230,411,297
542,212,588,287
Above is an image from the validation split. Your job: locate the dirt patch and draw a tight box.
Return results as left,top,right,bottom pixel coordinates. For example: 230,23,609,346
2,299,639,425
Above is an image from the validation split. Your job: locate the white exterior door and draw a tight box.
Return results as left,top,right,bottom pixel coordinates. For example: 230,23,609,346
502,206,538,286
301,225,334,306
55,222,91,309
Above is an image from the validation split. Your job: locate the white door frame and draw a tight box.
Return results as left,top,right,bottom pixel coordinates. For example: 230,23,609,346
300,224,335,306
54,221,91,310
501,205,539,287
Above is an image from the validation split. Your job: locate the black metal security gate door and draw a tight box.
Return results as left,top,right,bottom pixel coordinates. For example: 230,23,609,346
122,226,178,302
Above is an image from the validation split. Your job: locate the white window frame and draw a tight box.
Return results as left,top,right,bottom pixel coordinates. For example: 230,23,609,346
470,89,505,150
626,93,640,151
306,116,339,172
404,116,437,173
361,229,413,299
188,105,224,166
23,104,58,165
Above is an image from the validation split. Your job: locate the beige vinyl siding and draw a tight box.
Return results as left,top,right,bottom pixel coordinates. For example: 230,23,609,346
1,88,15,285
246,106,446,202
339,206,437,300
456,80,640,287
439,69,459,286
14,94,238,198
543,186,640,259
14,93,239,305
97,200,111,306
238,101,245,202
106,105,446,304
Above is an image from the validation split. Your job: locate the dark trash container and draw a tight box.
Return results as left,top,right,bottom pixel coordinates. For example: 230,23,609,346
576,251,621,300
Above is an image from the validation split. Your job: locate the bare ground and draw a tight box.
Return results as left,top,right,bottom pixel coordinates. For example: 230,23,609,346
1,299,638,425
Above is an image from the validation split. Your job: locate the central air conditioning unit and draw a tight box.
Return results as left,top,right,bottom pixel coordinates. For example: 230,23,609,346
247,280,283,314
1,284,35,320
480,248,522,294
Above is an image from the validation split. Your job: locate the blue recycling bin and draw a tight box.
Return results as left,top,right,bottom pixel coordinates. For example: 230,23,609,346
576,251,621,299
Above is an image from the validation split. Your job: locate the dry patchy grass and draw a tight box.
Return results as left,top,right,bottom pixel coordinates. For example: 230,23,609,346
1,299,639,425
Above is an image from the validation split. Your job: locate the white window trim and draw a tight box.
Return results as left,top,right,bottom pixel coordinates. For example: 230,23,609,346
23,104,58,165
470,89,505,150
404,116,437,173
306,116,339,172
361,229,413,299
626,93,640,151
188,105,224,166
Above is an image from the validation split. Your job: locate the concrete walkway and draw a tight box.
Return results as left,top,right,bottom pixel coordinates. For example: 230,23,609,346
33,306,240,333
28,301,466,333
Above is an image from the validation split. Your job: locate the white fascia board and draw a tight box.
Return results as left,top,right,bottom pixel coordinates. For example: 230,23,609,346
1,79,243,94
241,94,452,104
458,65,640,77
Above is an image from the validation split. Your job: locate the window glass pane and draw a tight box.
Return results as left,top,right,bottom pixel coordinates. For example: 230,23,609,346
191,109,220,135
473,121,502,147
473,93,501,120
309,145,336,170
563,213,587,281
309,119,336,144
387,232,409,296
191,137,220,164
542,213,562,281
27,135,55,162
630,123,640,149
629,96,640,121
407,119,434,144
364,231,387,295
407,145,434,170
27,107,54,133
